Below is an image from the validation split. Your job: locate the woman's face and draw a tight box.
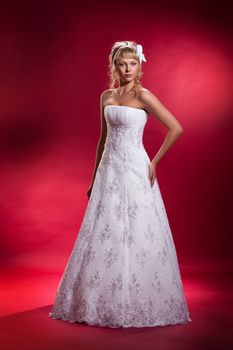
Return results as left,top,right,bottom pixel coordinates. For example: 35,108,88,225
116,54,139,83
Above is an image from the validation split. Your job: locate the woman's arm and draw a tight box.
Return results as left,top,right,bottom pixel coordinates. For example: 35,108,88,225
139,88,184,166
88,91,108,191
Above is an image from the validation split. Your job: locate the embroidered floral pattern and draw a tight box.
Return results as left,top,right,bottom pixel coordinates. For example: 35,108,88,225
152,271,162,292
129,273,143,294
158,246,168,266
136,247,150,268
108,274,123,296
105,176,120,197
128,199,138,221
83,245,96,267
94,200,105,220
120,226,134,247
87,270,101,289
143,222,158,243
104,247,119,268
97,224,112,243
113,200,124,221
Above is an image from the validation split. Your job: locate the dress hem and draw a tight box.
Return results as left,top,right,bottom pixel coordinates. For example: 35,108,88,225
48,312,192,328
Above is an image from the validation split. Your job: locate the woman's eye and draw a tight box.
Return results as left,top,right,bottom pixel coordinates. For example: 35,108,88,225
119,62,136,67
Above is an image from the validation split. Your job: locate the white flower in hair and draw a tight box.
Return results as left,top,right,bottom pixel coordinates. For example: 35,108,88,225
136,44,147,63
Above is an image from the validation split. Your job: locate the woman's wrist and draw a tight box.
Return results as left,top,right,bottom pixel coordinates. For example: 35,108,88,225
151,158,159,166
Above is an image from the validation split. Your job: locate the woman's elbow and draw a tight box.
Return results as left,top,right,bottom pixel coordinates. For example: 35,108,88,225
178,127,184,134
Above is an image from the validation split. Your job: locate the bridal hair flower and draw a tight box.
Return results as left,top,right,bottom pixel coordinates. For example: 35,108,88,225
136,44,147,63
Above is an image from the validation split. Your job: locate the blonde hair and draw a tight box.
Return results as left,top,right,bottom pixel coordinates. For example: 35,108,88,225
108,40,145,94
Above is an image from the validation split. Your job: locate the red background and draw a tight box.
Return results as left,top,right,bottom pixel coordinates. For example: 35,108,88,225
0,1,232,349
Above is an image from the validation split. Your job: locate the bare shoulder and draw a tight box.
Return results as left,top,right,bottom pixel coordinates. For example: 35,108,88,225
138,87,157,101
100,89,113,101
138,87,166,111
136,87,159,112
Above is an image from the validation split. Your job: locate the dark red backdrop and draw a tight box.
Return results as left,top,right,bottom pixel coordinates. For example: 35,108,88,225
0,0,232,310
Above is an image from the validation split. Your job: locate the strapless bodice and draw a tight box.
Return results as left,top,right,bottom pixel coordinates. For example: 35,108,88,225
100,105,150,166
104,105,148,127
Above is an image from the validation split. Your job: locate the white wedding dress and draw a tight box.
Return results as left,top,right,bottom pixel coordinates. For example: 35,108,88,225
48,105,192,328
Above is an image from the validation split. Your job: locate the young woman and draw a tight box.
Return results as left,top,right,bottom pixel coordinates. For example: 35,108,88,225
49,40,192,328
